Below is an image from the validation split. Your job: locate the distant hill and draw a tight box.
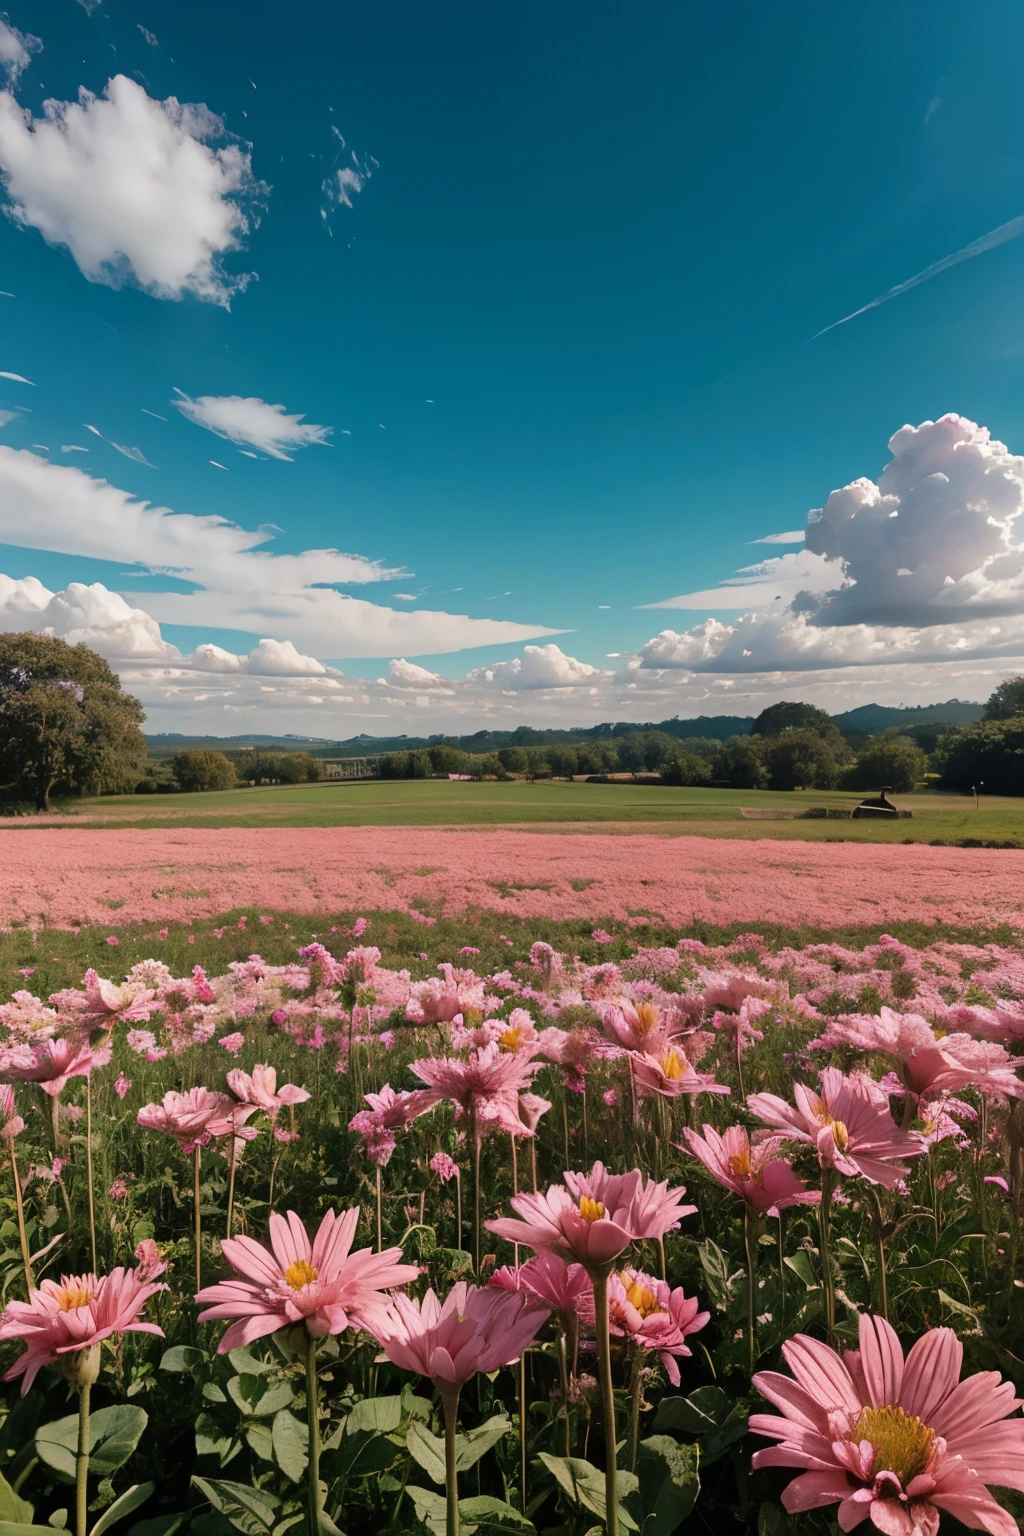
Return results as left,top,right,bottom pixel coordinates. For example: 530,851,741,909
831,701,984,733
145,702,984,760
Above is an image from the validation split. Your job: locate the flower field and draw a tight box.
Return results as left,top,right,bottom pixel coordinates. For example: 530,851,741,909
0,911,1021,1536
1,827,1022,931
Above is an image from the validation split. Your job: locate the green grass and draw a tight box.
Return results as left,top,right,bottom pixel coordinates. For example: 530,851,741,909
15,778,1024,843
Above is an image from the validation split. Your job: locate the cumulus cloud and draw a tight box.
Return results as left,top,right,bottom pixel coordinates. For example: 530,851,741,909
642,549,838,611
172,391,331,460
466,643,615,691
0,20,41,86
190,638,328,676
387,657,448,689
636,414,1024,680
0,76,266,304
0,573,177,660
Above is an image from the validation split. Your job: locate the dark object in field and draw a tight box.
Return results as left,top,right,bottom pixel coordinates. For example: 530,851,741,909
853,787,912,820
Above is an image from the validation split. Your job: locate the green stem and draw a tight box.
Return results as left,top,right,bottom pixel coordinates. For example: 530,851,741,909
443,1387,461,1536
75,1383,90,1536
85,1078,97,1273
592,1271,620,1536
306,1333,322,1536
193,1147,202,1295
226,1136,237,1241
517,1353,528,1513
735,1031,745,1103
375,1163,383,1253
455,1167,463,1254
629,1350,642,1476
9,1141,34,1295
743,1206,758,1377
557,1332,572,1457
470,1116,481,1276
819,1171,837,1343
867,1183,889,1321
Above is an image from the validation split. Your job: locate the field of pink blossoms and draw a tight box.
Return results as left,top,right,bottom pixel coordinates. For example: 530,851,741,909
0,920,1021,1536
1,826,1022,930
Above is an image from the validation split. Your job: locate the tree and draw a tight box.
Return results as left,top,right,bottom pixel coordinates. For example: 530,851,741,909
0,633,147,811
497,746,528,774
845,730,927,794
661,750,713,786
751,701,843,744
712,736,769,789
984,675,1024,721
171,749,237,792
933,717,1024,796
762,730,842,790
546,745,579,779
427,743,472,776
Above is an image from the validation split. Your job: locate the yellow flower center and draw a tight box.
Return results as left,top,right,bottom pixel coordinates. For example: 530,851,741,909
853,1405,937,1488
728,1148,752,1178
284,1260,318,1291
661,1048,688,1081
830,1120,850,1151
499,1026,523,1053
621,1274,661,1318
578,1196,606,1223
57,1283,93,1311
634,1003,661,1038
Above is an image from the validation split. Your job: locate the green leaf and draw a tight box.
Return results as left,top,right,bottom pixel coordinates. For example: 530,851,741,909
406,1487,447,1536
271,1412,307,1484
695,1240,733,1310
194,1413,239,1468
0,1468,35,1524
344,1397,404,1435
89,1484,154,1536
36,1407,149,1484
227,1379,295,1419
457,1498,532,1533
190,1479,280,1536
126,1517,187,1536
634,1438,699,1536
536,1456,638,1532
406,1424,445,1486
0,1525,60,1536
320,1429,398,1486
455,1416,511,1472
243,1426,273,1463
757,1505,794,1536
782,1252,818,1290
226,1349,273,1377
158,1348,204,1376
652,1386,731,1436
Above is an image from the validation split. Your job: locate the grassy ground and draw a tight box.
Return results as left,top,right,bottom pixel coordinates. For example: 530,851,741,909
15,778,1024,843
4,905,1021,998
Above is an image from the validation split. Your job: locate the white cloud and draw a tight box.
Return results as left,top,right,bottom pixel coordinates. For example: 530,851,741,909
172,391,331,460
0,20,40,86
750,530,805,544
137,25,158,46
0,76,266,304
0,573,177,659
642,548,839,612
388,657,448,688
466,643,615,690
190,638,328,676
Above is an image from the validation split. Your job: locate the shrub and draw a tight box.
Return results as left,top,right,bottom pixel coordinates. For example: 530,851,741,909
844,730,928,794
661,749,713,786
712,736,769,789
170,748,237,792
933,714,1024,795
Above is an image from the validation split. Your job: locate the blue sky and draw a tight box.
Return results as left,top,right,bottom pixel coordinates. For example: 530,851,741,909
1,0,1024,732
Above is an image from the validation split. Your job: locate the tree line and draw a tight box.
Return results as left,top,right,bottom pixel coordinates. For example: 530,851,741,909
1,633,1022,806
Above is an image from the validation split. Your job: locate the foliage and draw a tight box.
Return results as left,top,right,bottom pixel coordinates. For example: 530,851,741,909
760,729,849,791
660,751,712,787
841,730,928,793
0,634,146,812
171,751,237,793
933,714,1024,795
983,675,1024,721
711,738,768,790
749,701,842,743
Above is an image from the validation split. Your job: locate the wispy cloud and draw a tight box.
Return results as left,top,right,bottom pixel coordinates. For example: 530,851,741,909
84,423,158,467
814,216,1024,338
750,530,804,544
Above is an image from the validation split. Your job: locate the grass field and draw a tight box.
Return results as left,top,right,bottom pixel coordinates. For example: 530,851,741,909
19,778,1024,843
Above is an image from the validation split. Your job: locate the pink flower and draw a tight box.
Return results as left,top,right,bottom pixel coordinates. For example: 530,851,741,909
604,1267,708,1386
1,1038,111,1099
374,1282,548,1404
813,1009,1024,1104
80,973,156,1027
491,1250,592,1322
406,966,485,1025
349,1084,437,1166
487,1162,696,1275
751,1313,1024,1536
749,1068,925,1188
219,1032,246,1055
195,1208,419,1350
0,1266,166,1393
631,1047,730,1101
430,1151,459,1183
598,999,671,1054
114,1073,132,1101
133,1239,166,1280
411,1043,541,1136
591,930,614,945
225,1064,311,1120
108,1178,129,1200
682,1125,819,1214
105,936,119,946
0,1085,24,1141
137,1087,236,1154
